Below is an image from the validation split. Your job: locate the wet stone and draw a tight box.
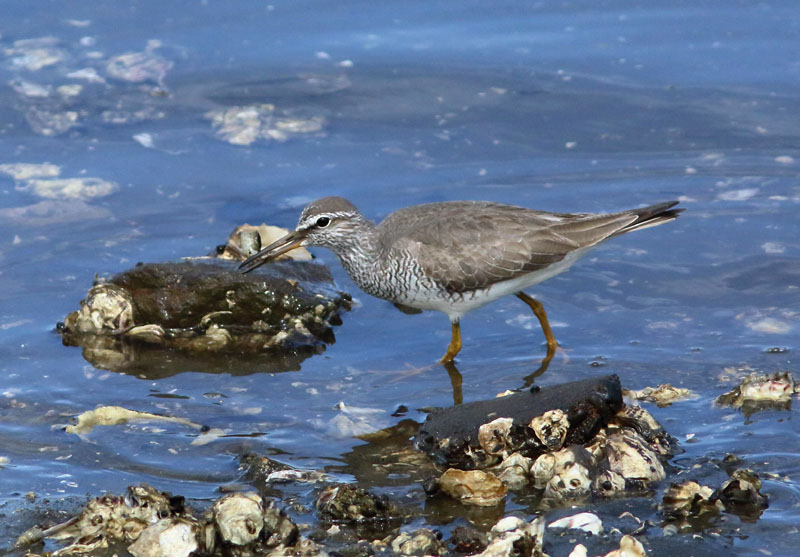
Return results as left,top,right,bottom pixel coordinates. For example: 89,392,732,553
391,528,445,556
415,375,623,469
714,468,769,520
660,468,769,530
240,453,328,488
623,384,694,407
60,257,351,375
128,518,198,557
660,480,721,531
315,484,397,523
241,453,296,480
448,525,489,554
439,468,507,506
415,375,677,508
716,371,797,415
478,516,545,557
213,493,264,546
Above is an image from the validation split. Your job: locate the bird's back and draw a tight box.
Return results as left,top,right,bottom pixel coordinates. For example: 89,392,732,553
374,201,640,294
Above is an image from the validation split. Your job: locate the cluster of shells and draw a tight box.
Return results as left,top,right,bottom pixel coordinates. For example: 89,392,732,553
715,371,798,415
378,518,646,557
660,468,769,531
21,480,644,557
62,277,343,354
16,485,316,557
59,223,350,365
313,484,549,557
17,460,763,557
432,405,674,508
19,373,778,556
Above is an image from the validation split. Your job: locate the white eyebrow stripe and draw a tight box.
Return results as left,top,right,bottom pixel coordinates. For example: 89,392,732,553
300,211,353,227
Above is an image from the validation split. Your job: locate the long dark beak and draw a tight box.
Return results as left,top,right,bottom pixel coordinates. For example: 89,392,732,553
239,229,307,273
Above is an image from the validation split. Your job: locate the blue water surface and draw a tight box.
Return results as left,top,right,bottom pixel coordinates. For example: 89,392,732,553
0,1,798,554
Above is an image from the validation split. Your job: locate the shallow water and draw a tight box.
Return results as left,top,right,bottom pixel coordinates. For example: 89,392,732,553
1,1,799,555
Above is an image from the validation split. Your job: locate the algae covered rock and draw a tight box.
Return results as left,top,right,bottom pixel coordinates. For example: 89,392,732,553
60,256,351,376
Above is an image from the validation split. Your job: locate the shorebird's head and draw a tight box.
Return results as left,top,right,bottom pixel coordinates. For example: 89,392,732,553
239,196,370,273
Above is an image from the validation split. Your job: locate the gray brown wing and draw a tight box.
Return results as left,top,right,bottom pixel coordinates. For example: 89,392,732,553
378,201,639,293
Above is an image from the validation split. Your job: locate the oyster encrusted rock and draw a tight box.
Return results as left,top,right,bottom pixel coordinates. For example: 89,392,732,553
415,375,623,468
60,257,352,375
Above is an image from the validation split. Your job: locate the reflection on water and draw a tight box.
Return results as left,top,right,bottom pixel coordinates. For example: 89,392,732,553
0,0,799,554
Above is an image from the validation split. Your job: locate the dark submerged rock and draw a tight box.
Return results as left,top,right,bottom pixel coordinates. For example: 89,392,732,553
314,484,404,541
448,524,488,554
315,485,397,523
415,375,623,468
713,468,769,521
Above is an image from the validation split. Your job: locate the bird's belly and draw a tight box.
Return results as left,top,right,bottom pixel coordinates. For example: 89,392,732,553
400,246,591,320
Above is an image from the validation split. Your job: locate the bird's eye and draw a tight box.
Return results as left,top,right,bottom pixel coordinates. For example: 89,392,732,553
316,216,331,228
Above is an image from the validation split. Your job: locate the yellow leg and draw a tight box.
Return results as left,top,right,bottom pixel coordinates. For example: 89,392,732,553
516,292,558,382
516,292,558,352
440,320,462,363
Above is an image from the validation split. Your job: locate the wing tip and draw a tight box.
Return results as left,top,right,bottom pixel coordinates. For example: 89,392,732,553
622,200,684,233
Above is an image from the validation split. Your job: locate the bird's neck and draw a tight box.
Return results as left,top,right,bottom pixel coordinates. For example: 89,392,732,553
326,217,379,268
324,218,384,289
